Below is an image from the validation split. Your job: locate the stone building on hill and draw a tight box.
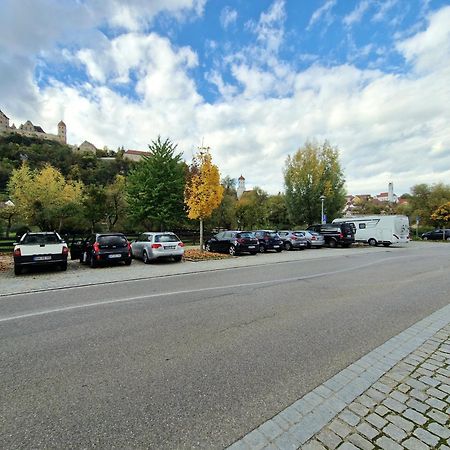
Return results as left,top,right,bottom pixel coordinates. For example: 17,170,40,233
0,109,66,144
123,149,151,161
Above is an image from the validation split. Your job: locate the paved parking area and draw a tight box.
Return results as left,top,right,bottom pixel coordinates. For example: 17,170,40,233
228,304,450,450
0,244,407,296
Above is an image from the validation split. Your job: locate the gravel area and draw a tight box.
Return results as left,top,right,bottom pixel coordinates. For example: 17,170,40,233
0,243,423,297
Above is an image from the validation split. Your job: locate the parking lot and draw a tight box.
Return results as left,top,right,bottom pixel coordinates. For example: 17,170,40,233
0,243,419,297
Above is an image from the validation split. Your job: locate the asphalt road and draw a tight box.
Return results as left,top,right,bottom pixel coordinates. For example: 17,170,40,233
1,243,449,449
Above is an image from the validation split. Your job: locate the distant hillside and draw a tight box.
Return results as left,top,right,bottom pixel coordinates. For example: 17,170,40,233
0,134,137,193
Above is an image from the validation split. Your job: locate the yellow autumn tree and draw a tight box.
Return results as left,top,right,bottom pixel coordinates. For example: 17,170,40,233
431,202,450,240
8,163,84,231
185,147,224,251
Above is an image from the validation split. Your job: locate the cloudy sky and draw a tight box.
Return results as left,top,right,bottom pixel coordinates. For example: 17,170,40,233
1,0,449,196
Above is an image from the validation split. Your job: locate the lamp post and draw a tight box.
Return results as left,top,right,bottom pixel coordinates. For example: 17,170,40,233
320,195,326,224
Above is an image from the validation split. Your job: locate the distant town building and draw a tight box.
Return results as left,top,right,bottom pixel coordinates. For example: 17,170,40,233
0,108,66,144
237,175,246,200
76,140,97,154
123,149,151,162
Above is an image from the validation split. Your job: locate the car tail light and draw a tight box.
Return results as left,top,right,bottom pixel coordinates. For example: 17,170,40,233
62,246,69,255
311,236,317,241
236,238,245,244
291,236,297,240
14,248,21,257
339,233,343,239
178,242,185,247
151,243,162,249
264,236,269,241
93,242,100,253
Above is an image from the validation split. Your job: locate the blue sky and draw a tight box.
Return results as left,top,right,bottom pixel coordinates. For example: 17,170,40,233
1,0,449,196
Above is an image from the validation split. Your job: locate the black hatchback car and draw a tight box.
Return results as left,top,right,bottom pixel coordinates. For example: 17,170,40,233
253,230,283,253
205,231,259,256
79,233,132,267
307,223,355,248
421,229,450,240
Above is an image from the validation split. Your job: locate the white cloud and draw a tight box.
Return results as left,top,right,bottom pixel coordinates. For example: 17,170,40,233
372,0,398,22
343,0,370,27
307,0,336,30
220,7,238,29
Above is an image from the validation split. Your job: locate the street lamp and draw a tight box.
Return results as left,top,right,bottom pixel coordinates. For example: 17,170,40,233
320,195,326,224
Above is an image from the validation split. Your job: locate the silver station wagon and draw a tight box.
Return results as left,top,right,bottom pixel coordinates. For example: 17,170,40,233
131,232,184,263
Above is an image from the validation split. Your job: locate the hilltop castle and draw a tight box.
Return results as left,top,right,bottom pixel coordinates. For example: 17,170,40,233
0,109,66,144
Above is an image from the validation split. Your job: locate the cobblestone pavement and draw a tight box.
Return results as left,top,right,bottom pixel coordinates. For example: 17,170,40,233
228,304,450,450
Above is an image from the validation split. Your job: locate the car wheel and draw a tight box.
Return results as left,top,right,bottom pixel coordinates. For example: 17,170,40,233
14,265,21,276
422,236,428,240
173,255,183,262
307,242,312,249
284,241,292,251
368,238,377,246
446,237,450,241
205,244,211,252
143,250,150,264
259,244,266,253
328,239,337,248
60,262,68,271
89,255,97,268
124,258,132,266
228,245,236,256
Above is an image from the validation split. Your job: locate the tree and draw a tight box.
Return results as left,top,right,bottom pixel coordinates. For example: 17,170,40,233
431,202,450,239
8,162,83,231
266,194,290,229
284,141,346,226
207,176,238,230
185,147,224,250
105,175,127,231
82,184,108,232
407,183,450,226
235,187,269,230
126,137,186,230
0,201,17,238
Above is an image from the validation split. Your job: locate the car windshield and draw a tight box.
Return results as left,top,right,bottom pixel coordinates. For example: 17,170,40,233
268,232,279,238
22,234,61,244
98,235,127,247
155,234,179,243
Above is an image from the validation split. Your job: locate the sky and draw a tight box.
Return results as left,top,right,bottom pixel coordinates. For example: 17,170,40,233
1,0,449,196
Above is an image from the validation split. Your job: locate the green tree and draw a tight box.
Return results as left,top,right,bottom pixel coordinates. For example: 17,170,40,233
284,141,346,225
8,163,84,231
431,202,450,239
82,184,108,232
235,187,269,230
185,147,224,250
105,175,127,231
207,176,238,230
408,183,450,226
0,201,17,238
266,194,290,229
126,137,186,230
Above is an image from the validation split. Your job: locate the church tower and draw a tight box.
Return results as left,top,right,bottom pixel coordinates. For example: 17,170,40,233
58,120,66,144
237,175,246,200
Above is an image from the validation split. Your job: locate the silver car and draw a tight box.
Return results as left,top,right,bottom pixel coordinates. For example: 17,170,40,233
131,232,184,263
278,230,308,250
296,230,325,248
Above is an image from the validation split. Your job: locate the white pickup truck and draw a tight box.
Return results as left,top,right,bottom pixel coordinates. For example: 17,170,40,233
13,232,69,275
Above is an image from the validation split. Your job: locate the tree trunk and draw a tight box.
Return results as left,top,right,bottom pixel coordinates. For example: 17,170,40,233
199,219,204,252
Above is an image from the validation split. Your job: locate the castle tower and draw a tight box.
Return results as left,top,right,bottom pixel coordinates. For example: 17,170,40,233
237,175,246,200
58,120,66,144
388,182,394,203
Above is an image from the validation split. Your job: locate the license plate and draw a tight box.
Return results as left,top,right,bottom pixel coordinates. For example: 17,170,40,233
108,254,122,259
248,246,255,249
273,245,279,248
164,246,176,250
34,255,51,261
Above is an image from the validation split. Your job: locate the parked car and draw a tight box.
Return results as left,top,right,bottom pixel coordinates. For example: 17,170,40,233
421,229,450,241
79,233,132,268
253,230,283,253
278,230,308,250
296,230,325,248
13,231,69,275
307,223,355,248
131,232,184,263
205,230,259,255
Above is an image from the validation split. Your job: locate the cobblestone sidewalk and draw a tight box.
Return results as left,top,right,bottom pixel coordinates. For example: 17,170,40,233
228,304,450,450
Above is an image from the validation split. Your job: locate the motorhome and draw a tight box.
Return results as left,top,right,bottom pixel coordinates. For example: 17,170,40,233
332,215,410,246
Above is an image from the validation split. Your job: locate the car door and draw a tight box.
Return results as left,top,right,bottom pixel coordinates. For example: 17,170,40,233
208,232,222,252
132,234,145,257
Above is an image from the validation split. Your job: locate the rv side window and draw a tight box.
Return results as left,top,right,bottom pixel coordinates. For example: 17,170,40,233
359,223,366,229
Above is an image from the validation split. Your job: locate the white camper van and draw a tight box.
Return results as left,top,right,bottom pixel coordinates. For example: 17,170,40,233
332,215,410,246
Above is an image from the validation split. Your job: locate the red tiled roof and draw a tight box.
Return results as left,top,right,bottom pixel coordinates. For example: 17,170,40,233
125,149,151,155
